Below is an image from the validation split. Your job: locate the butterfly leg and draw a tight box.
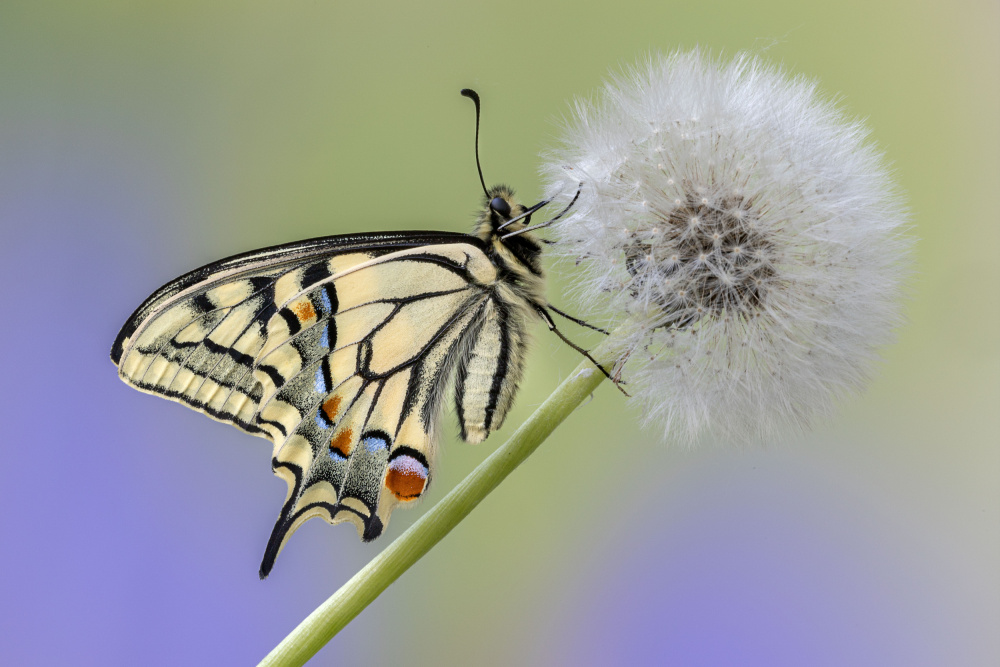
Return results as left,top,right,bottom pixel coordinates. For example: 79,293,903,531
547,305,610,335
534,305,629,396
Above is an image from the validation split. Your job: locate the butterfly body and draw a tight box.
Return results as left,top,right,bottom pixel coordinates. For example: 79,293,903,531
111,186,546,577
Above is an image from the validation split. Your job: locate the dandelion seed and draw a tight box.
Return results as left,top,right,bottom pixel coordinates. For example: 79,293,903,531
543,50,911,443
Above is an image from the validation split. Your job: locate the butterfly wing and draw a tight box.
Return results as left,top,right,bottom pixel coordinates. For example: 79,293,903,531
111,231,509,577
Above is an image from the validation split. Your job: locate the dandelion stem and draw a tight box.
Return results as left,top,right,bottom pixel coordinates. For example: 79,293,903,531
258,340,617,667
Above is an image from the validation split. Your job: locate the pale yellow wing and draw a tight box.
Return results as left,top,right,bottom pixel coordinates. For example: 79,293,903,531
112,232,517,577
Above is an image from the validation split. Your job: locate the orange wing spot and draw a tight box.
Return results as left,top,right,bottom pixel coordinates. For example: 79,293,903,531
385,455,428,501
321,395,342,423
292,299,316,322
330,428,353,458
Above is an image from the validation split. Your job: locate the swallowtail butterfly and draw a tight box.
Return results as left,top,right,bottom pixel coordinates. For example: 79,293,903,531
110,90,601,578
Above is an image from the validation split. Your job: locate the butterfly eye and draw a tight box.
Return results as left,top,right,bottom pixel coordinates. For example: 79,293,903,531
490,197,511,218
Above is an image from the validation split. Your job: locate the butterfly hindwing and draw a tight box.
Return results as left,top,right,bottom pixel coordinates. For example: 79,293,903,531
257,245,504,574
112,232,533,577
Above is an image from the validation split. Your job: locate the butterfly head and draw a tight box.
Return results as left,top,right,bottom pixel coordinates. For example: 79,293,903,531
474,184,546,278
460,90,545,275
475,184,528,237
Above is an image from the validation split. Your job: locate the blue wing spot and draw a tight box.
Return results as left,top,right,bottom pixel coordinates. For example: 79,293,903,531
319,283,337,313
320,323,330,349
362,434,390,454
315,366,328,394
315,408,331,430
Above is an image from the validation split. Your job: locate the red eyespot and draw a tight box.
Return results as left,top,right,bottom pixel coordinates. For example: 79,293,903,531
385,454,428,501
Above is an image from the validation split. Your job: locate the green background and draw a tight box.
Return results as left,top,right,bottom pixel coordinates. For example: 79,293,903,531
1,1,996,665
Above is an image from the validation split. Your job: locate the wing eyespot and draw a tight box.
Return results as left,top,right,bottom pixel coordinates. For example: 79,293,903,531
385,447,430,501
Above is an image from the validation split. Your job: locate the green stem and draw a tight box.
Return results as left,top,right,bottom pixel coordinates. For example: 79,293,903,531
258,342,614,667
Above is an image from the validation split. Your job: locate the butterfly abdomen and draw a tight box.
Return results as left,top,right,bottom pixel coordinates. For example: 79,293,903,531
453,298,518,442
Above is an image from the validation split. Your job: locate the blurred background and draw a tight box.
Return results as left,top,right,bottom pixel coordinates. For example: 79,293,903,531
1,1,997,665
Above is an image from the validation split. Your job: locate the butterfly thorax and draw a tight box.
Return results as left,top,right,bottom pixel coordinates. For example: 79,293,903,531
474,185,547,309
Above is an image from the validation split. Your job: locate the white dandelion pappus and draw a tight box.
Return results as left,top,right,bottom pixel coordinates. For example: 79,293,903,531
542,50,911,443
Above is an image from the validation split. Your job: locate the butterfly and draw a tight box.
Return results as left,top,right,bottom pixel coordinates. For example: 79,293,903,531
110,89,604,578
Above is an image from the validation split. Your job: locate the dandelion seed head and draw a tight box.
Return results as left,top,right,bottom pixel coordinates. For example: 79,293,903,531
542,50,911,443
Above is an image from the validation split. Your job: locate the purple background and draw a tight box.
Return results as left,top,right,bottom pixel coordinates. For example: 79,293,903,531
2,2,997,665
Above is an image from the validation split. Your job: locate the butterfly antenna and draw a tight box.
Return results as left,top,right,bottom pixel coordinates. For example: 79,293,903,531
501,183,582,239
460,88,489,199
496,198,551,230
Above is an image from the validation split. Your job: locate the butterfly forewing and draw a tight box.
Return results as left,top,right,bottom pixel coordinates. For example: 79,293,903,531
112,231,534,577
